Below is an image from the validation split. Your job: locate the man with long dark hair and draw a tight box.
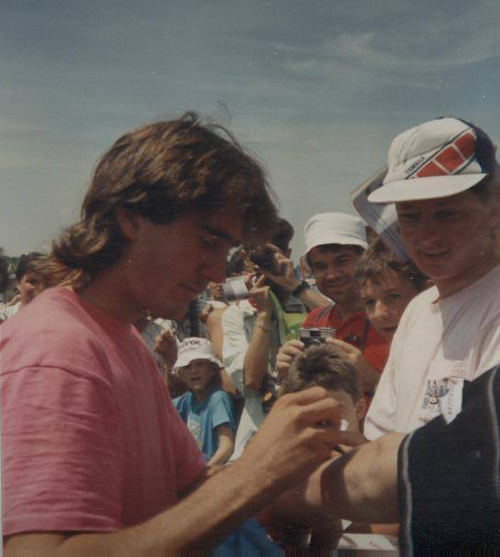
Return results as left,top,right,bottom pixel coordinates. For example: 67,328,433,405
2,113,340,554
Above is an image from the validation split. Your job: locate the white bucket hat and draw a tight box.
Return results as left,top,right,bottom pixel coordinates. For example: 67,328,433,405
173,337,222,371
368,117,497,203
301,212,368,268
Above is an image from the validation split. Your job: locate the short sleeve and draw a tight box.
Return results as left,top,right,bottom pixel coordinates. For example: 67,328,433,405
469,320,500,376
210,391,236,431
2,366,124,535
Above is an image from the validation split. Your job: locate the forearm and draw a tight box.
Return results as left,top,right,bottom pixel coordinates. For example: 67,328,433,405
269,272,329,312
243,311,271,391
6,387,343,556
6,461,280,556
306,433,405,524
207,429,234,466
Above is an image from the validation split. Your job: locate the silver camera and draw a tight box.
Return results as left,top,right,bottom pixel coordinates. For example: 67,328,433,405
299,327,336,347
221,277,250,302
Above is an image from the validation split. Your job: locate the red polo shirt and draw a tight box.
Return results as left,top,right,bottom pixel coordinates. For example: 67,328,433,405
303,305,389,373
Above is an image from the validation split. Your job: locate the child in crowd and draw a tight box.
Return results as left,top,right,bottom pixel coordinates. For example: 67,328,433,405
265,343,367,550
354,238,428,342
173,338,235,466
0,252,47,322
281,343,367,438
326,238,427,392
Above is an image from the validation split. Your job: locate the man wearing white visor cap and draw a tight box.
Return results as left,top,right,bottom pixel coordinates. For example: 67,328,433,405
277,212,389,396
282,119,500,553
364,116,500,440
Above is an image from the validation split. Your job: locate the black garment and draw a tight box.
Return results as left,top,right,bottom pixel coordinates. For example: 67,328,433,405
398,365,500,554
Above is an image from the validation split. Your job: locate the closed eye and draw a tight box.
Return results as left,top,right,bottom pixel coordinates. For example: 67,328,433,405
201,235,221,252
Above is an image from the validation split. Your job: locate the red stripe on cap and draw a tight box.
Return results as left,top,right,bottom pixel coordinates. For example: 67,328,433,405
455,131,476,160
415,161,448,178
435,146,465,173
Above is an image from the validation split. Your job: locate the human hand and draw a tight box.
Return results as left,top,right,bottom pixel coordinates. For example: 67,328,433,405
325,338,380,393
276,339,305,379
261,244,301,293
200,303,214,324
154,329,178,370
248,274,271,314
238,387,342,496
325,337,363,366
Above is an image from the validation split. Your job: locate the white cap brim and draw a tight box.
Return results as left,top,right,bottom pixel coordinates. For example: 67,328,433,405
368,173,486,203
174,353,222,371
300,233,368,271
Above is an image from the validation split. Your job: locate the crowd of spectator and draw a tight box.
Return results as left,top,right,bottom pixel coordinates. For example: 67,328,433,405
2,113,500,553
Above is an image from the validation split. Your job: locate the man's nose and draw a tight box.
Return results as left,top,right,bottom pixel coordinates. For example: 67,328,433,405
415,217,442,247
325,264,341,280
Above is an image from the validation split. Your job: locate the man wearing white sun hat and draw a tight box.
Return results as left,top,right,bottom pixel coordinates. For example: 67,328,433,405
276,212,389,395
364,116,500,440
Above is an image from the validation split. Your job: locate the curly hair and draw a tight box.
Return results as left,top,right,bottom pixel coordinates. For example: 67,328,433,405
354,237,428,292
280,344,362,402
47,112,278,288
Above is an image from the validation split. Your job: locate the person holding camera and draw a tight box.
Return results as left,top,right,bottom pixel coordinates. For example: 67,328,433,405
222,219,330,460
276,212,389,396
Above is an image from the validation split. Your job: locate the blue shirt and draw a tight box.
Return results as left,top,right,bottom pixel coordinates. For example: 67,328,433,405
173,388,235,462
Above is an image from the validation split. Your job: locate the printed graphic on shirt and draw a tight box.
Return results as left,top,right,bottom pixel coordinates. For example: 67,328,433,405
422,378,450,413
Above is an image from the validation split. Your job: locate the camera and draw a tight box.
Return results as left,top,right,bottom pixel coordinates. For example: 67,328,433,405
220,277,250,302
300,327,336,347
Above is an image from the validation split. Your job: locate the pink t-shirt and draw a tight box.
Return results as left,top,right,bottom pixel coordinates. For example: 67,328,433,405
1,287,205,536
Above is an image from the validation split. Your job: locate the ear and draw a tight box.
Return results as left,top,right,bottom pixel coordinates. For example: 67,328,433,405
355,397,367,423
485,187,500,233
116,207,141,241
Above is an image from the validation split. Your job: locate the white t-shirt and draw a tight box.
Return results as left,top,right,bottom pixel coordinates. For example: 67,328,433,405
222,300,264,461
0,301,21,322
365,264,500,440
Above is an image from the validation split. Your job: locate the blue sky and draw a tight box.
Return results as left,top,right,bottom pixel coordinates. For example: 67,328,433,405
1,0,499,258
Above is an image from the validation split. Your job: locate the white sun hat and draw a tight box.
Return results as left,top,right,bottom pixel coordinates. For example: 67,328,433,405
301,212,368,269
173,337,222,371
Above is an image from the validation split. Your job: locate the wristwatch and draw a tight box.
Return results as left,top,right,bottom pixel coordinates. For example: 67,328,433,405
291,280,311,297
